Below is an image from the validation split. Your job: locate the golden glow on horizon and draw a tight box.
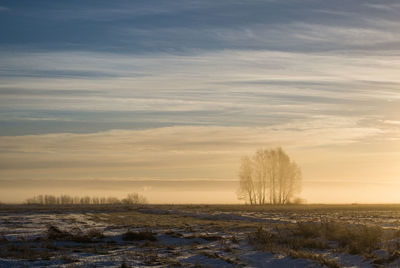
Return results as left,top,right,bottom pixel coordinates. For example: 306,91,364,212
1,125,400,204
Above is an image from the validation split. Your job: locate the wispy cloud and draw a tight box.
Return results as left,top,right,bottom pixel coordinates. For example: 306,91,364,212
3,0,400,53
1,49,399,136
0,119,383,177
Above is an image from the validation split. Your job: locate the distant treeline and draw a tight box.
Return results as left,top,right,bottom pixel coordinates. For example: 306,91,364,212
25,193,147,205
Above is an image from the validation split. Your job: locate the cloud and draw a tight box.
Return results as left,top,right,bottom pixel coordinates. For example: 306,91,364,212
383,120,400,126
119,20,400,53
364,3,400,11
21,1,225,21
1,49,400,137
0,6,9,12
0,119,382,177
3,0,400,53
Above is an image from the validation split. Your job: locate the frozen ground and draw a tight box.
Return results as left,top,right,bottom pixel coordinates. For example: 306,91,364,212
1,204,400,267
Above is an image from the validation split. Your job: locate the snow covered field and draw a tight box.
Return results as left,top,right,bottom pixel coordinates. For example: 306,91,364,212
1,204,400,267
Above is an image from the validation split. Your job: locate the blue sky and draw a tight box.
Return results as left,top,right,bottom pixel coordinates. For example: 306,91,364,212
1,0,400,134
1,1,400,203
1,0,399,53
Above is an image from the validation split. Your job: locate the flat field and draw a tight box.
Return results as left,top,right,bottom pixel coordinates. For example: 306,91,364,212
1,204,400,267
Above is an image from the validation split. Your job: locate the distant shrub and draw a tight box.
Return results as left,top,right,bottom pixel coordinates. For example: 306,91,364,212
295,222,320,238
46,225,71,241
289,197,307,205
121,193,147,205
122,230,157,241
46,225,104,243
231,235,239,244
197,234,222,241
120,262,131,268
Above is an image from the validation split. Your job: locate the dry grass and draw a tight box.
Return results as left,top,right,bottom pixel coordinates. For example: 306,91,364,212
89,209,257,232
200,251,240,265
184,233,222,241
248,226,342,267
0,242,54,261
0,224,112,262
288,250,341,268
292,221,383,254
249,220,400,266
122,230,157,242
251,222,383,253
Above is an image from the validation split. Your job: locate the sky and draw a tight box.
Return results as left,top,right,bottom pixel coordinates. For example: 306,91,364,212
0,0,400,204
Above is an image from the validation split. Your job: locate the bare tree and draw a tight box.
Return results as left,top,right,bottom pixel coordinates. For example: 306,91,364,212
25,193,148,205
237,147,302,205
237,156,256,205
122,193,148,205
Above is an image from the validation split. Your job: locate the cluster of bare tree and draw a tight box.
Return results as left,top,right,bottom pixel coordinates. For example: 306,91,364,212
25,193,147,205
237,148,302,205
